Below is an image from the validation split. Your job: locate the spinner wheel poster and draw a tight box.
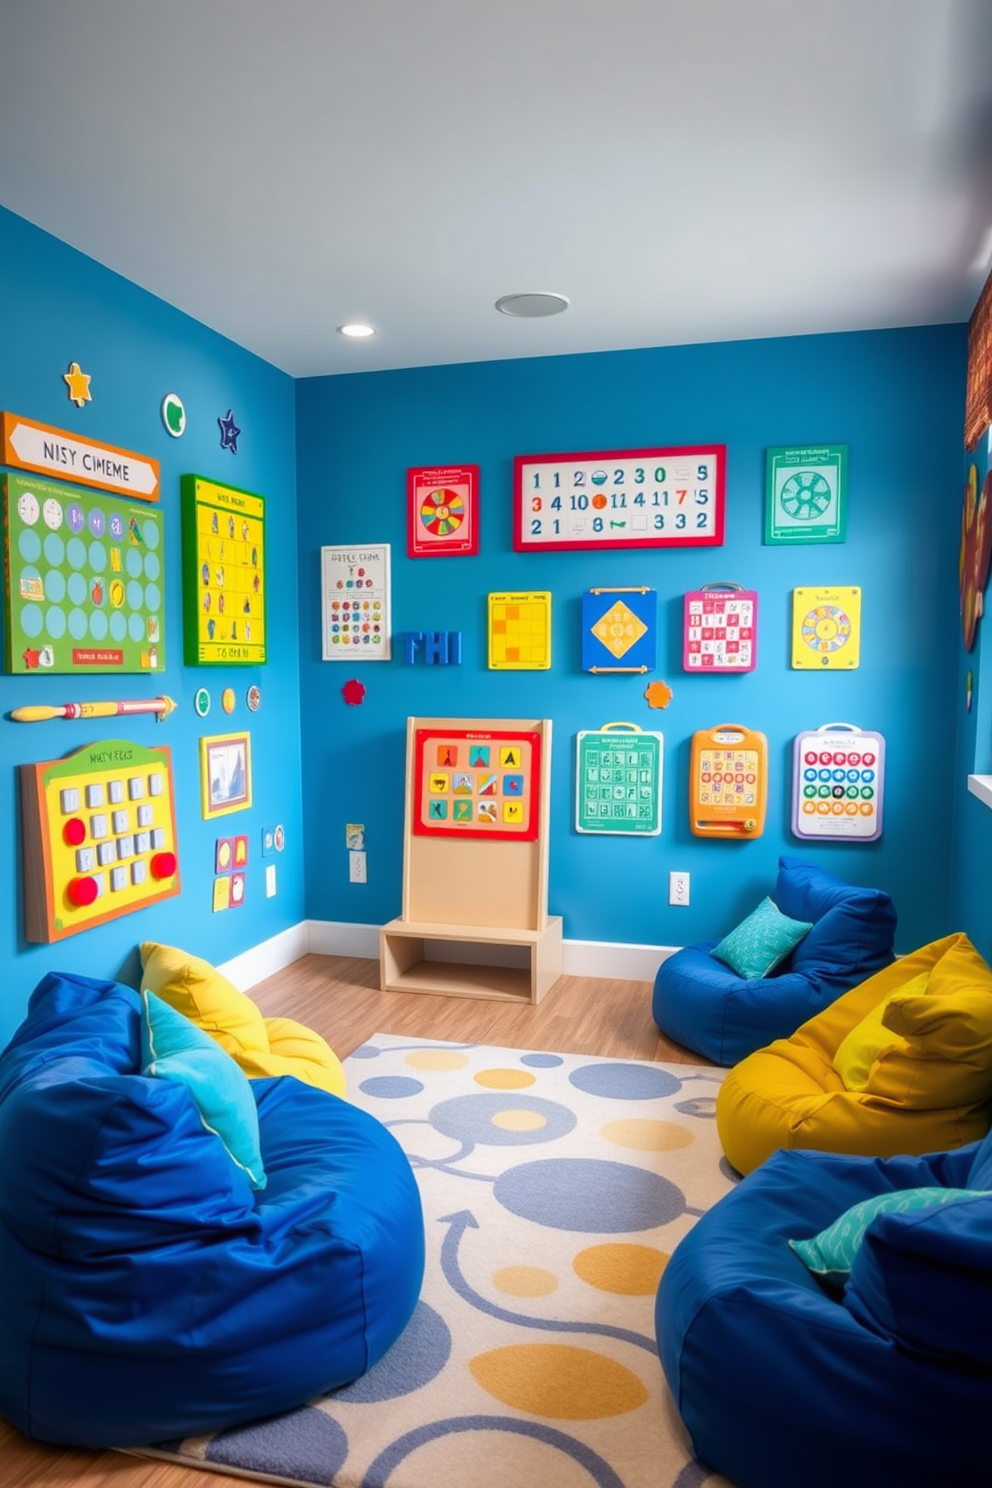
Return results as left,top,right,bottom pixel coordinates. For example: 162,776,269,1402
181,475,266,666
413,726,541,840
791,586,861,669
792,723,885,841
407,465,479,557
3,473,165,675
765,445,848,545
575,723,663,835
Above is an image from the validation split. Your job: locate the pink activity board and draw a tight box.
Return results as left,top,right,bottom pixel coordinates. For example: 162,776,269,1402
683,584,757,672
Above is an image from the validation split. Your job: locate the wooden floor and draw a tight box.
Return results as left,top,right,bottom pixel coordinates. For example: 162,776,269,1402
2,953,701,1487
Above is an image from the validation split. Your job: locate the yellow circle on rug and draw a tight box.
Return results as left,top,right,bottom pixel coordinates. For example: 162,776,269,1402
600,1118,694,1151
492,1265,559,1297
469,1344,647,1418
573,1243,668,1295
403,1050,471,1071
491,1108,547,1131
474,1068,536,1089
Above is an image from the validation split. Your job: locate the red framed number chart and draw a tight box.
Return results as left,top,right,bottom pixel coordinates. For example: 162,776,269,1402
413,725,542,841
683,583,757,672
407,466,479,557
792,722,885,842
514,445,725,551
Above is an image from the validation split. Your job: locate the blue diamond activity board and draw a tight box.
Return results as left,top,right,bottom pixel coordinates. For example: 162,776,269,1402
581,587,657,672
3,472,164,675
792,722,885,841
575,722,663,835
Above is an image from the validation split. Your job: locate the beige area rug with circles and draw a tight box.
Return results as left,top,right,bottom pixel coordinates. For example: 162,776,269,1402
129,1034,734,1488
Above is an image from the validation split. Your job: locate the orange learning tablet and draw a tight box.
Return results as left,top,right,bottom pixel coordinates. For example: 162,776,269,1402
690,723,767,838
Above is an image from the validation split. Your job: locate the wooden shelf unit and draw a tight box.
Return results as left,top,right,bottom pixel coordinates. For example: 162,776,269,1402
380,915,563,1005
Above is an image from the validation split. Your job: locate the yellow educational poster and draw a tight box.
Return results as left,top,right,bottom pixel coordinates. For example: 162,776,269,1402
488,591,552,669
791,586,861,670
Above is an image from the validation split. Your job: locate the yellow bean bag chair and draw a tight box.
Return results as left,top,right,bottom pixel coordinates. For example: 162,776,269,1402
716,932,992,1175
140,941,346,1097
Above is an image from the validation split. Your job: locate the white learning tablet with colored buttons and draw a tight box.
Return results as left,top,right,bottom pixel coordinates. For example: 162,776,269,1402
791,723,885,841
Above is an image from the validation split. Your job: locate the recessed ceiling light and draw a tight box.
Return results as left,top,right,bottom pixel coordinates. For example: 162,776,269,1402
495,292,570,318
337,322,377,338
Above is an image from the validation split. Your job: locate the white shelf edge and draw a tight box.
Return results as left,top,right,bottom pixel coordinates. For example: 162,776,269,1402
967,774,992,810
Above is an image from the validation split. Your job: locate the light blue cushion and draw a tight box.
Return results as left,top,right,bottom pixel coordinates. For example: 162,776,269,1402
711,896,813,980
141,989,266,1190
789,1186,985,1282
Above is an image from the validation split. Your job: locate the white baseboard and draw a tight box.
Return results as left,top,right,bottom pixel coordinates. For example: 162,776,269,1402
222,919,676,992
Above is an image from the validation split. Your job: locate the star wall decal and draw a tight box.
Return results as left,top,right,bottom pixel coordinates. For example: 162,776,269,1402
218,408,242,453
63,361,92,407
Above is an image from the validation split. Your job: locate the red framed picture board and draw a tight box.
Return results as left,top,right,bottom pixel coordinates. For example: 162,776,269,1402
413,726,542,840
407,465,479,557
513,444,725,552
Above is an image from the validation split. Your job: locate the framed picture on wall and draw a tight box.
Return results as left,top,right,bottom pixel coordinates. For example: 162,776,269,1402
320,544,391,659
200,731,252,819
407,465,479,556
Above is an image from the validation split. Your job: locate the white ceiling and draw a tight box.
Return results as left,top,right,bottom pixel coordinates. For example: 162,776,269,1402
2,0,992,378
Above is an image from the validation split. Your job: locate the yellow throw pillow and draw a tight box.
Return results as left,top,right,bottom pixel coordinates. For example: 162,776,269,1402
139,941,269,1058
832,972,928,1091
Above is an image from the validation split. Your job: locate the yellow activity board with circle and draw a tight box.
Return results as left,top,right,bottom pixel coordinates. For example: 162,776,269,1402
792,586,861,669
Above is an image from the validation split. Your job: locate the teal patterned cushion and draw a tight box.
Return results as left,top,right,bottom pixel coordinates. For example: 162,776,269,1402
711,897,813,979
789,1187,985,1282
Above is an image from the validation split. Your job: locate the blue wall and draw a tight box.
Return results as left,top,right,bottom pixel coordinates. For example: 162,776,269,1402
297,327,965,954
0,208,305,1046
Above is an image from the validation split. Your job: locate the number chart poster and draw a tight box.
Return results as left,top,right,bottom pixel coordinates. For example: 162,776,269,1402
514,445,725,551
413,727,541,840
765,445,848,545
181,475,266,666
3,472,165,675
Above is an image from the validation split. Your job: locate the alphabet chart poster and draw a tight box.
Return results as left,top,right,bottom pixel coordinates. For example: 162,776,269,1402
3,472,165,675
575,724,663,834
321,544,391,660
413,726,542,840
181,474,266,666
514,445,725,551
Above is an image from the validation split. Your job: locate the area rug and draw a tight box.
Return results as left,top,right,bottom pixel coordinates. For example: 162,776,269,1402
132,1034,736,1488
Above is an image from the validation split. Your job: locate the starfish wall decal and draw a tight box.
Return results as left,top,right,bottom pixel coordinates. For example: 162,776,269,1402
218,408,242,453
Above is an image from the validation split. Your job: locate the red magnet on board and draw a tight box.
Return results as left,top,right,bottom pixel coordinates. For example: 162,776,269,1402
342,678,366,706
67,876,99,908
150,851,178,880
62,818,87,847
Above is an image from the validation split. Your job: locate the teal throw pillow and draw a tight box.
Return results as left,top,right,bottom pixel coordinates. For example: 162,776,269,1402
789,1186,985,1282
711,896,813,979
141,989,266,1190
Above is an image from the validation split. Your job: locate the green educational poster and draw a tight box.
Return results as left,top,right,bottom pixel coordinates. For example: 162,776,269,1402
575,724,663,835
765,444,848,545
3,472,165,675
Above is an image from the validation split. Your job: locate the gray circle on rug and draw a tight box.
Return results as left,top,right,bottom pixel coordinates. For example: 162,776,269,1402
358,1075,425,1098
569,1062,682,1100
430,1093,577,1146
494,1157,685,1231
520,1052,564,1067
206,1404,348,1479
330,1301,451,1403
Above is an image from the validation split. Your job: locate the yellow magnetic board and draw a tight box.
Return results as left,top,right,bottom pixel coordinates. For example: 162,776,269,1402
792,586,861,669
690,723,767,838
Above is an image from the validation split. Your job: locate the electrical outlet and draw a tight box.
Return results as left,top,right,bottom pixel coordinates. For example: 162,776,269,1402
669,870,690,906
349,849,367,884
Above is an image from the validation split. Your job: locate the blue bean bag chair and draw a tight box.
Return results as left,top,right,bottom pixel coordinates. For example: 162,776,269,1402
657,1132,992,1488
652,855,897,1064
0,971,424,1447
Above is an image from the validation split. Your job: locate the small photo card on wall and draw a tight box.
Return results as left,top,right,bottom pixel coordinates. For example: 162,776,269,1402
321,544,391,660
765,445,848,545
407,466,479,557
